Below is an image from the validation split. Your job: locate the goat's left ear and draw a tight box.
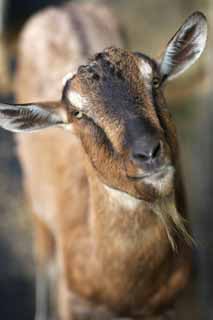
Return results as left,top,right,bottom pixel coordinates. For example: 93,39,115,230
0,101,69,132
159,11,207,81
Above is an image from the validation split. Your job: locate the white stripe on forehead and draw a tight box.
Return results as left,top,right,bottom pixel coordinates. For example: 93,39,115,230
138,59,153,80
67,90,88,110
62,71,75,86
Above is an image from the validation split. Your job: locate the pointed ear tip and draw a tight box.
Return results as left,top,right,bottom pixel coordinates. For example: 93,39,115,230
186,11,208,42
191,11,207,20
190,11,208,26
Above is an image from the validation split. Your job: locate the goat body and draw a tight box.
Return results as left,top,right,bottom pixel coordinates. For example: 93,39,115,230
0,4,208,320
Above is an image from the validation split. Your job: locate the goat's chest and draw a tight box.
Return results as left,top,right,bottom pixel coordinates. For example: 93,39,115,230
87,211,170,299
64,203,190,317
93,222,188,316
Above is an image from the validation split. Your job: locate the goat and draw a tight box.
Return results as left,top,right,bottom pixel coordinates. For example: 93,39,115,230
0,8,207,320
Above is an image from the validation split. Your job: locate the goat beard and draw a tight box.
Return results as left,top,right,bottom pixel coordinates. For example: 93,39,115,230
151,193,194,251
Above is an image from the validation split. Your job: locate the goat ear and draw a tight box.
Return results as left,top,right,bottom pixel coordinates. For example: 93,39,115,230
159,11,207,81
0,101,69,132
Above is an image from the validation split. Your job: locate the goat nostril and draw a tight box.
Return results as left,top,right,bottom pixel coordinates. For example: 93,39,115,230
133,153,148,162
132,141,162,164
151,142,161,159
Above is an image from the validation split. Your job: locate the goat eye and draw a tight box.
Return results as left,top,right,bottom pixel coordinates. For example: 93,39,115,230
73,111,83,119
152,77,161,89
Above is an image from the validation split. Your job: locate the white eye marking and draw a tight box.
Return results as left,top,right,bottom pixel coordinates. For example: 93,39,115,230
62,72,75,86
67,91,88,111
138,60,153,80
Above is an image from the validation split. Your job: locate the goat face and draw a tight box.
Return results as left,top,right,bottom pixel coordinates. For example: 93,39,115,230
62,47,175,201
0,12,207,202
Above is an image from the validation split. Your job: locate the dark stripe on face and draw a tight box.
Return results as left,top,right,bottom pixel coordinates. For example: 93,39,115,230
151,89,176,157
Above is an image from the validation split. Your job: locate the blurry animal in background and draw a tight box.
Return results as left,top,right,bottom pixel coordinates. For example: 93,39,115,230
0,5,207,320
0,0,67,94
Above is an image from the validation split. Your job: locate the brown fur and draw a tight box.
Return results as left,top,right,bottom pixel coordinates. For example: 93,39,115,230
14,4,191,320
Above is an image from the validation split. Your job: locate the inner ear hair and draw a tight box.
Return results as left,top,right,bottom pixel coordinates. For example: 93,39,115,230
160,11,208,81
0,101,69,133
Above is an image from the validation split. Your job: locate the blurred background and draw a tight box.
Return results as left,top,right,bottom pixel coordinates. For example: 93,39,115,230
0,0,212,319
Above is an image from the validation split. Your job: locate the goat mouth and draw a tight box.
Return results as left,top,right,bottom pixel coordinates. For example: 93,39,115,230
127,165,174,181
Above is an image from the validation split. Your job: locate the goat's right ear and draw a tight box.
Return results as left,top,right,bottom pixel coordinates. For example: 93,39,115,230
0,101,69,132
159,11,207,81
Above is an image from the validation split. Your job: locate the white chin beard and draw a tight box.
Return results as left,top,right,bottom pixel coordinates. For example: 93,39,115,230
144,165,175,197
